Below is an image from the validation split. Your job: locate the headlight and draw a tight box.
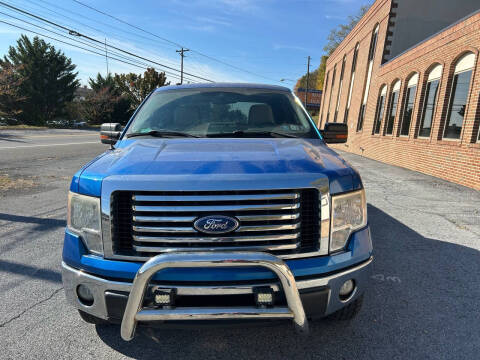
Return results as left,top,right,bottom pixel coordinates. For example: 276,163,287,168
67,192,103,255
330,189,367,252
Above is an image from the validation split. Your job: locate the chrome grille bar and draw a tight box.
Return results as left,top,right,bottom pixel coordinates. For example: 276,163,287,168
237,213,300,221
133,242,300,253
238,223,301,232
133,193,299,202
133,203,300,212
133,213,300,223
133,215,197,222
132,222,300,233
133,233,300,243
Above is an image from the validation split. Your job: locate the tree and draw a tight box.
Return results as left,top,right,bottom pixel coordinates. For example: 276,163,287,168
114,67,169,109
316,56,328,90
323,5,370,55
83,68,169,125
87,72,133,124
0,63,26,120
80,86,133,125
294,56,328,91
80,88,124,125
295,67,320,90
88,73,116,92
295,4,370,91
1,35,79,125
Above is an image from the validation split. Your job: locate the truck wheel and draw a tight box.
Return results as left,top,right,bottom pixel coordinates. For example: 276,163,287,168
78,310,109,325
328,294,364,321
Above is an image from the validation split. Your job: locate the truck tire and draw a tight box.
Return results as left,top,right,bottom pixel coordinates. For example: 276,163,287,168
78,310,109,325
328,294,364,321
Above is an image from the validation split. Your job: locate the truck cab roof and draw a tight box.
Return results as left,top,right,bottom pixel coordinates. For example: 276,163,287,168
154,82,292,93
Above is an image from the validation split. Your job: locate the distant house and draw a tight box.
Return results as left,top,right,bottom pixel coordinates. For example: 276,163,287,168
74,85,92,102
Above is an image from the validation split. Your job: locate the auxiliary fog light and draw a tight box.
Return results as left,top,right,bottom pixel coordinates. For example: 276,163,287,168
254,287,274,307
339,279,355,300
153,288,176,307
77,284,94,306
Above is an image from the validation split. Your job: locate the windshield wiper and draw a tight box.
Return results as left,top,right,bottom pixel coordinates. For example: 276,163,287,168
126,130,198,138
207,130,299,138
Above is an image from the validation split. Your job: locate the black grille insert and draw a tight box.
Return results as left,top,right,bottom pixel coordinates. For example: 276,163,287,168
299,189,320,250
110,189,321,258
111,191,133,253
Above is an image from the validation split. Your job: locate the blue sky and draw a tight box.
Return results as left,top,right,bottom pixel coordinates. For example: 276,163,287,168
0,0,371,88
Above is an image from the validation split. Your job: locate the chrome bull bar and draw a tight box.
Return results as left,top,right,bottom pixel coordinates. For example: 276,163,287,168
120,252,308,341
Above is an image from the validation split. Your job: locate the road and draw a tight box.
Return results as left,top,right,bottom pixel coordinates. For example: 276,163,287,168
0,129,479,359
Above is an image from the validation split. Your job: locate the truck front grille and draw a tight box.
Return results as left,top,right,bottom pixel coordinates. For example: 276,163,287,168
110,189,319,259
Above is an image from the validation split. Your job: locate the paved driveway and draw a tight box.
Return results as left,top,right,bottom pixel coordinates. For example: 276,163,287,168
0,134,478,359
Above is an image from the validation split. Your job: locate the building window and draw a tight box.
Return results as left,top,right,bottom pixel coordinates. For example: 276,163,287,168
357,103,367,131
444,53,475,139
326,64,337,123
334,55,346,122
418,64,442,138
385,80,401,135
324,72,329,94
373,86,387,134
344,43,359,123
320,71,329,126
399,73,418,136
368,26,379,61
357,25,379,132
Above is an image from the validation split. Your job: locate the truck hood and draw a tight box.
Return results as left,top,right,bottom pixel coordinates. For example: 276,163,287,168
72,138,362,196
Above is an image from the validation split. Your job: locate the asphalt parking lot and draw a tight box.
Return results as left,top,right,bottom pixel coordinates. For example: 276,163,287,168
0,129,479,359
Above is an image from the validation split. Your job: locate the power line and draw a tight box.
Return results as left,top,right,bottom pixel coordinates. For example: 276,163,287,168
71,0,285,83
0,1,213,82
0,17,196,83
0,7,200,83
2,0,208,81
24,0,284,83
0,11,138,69
27,0,105,36
31,0,179,55
26,0,181,73
0,10,103,50
22,0,182,70
71,0,181,49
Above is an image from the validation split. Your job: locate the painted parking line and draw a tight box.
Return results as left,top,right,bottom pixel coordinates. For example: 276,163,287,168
0,141,101,150
19,133,99,138
0,133,99,139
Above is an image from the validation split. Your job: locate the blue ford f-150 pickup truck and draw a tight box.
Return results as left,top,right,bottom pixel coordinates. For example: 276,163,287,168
62,83,372,340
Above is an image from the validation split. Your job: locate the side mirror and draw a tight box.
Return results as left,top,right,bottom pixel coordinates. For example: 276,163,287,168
100,123,122,145
322,122,348,144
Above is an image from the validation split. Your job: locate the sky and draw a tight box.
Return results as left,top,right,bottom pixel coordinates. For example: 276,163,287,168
0,0,372,89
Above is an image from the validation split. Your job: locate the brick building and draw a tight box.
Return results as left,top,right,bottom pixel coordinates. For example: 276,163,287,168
319,0,480,190
294,88,322,117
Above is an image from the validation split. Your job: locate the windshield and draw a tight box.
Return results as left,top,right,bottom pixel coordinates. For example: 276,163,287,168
124,88,320,138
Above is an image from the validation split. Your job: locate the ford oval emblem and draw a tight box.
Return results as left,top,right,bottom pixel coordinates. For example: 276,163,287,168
193,215,239,234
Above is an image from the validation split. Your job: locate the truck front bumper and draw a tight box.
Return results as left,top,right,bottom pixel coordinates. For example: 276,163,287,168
62,252,372,340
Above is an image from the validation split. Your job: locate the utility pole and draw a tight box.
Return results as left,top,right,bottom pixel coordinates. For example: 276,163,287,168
104,37,109,75
305,56,311,107
176,47,190,84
